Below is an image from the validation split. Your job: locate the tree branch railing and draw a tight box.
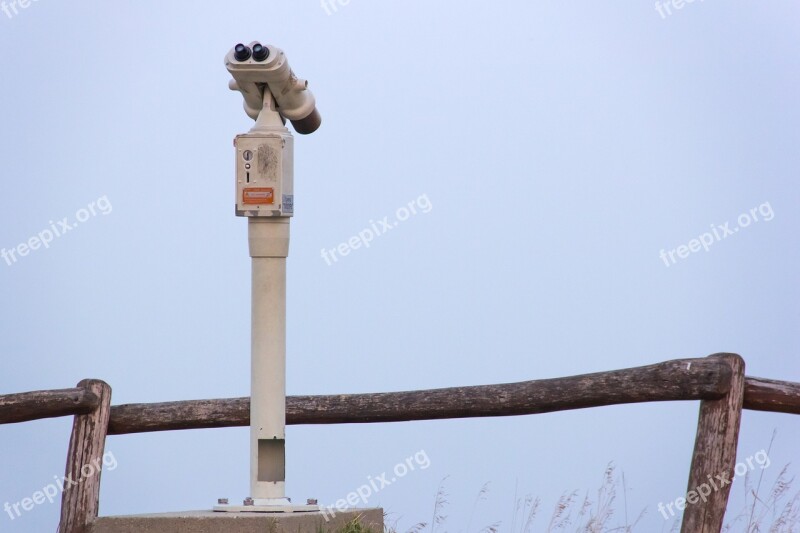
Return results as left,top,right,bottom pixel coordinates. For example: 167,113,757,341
108,356,733,433
0,387,100,425
106,359,800,434
1,353,799,533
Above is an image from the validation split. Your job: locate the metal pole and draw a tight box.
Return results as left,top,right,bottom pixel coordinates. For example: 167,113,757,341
249,218,289,502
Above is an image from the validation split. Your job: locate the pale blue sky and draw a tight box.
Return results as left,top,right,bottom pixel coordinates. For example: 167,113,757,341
0,1,798,531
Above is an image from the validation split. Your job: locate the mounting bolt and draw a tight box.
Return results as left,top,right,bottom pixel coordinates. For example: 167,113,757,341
243,497,254,506
307,498,318,505
217,498,229,505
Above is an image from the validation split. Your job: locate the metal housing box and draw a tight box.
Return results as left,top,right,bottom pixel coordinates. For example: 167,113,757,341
235,133,294,217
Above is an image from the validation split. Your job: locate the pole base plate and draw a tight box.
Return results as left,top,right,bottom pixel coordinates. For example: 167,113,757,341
213,504,319,513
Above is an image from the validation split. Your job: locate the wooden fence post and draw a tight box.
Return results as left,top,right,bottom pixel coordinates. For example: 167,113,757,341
681,353,745,533
59,379,112,533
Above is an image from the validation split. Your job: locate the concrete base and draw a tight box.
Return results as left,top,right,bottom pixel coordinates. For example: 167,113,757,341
88,509,384,533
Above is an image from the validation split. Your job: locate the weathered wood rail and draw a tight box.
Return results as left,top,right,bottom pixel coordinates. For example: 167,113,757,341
106,360,800,434
1,353,799,533
743,376,800,414
0,386,100,425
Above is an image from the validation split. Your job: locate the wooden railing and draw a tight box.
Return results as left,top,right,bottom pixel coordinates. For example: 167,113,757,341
2,353,799,533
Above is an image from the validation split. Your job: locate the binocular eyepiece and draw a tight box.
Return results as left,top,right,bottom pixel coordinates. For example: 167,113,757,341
233,43,271,63
252,44,270,62
233,43,251,61
226,42,320,135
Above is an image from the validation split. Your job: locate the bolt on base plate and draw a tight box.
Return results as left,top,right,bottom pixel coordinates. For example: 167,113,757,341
213,497,319,513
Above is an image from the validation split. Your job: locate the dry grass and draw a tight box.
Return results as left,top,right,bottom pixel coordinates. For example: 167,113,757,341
384,448,800,533
720,430,800,532
386,463,645,532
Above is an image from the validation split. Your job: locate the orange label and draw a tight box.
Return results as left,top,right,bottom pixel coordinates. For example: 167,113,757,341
243,188,274,205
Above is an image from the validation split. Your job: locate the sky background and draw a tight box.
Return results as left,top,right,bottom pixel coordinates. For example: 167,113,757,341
0,1,799,531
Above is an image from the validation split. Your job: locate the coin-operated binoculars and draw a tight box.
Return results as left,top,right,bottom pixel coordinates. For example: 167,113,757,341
215,42,320,513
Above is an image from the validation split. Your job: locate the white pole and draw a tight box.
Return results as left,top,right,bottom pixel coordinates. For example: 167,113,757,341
248,217,289,502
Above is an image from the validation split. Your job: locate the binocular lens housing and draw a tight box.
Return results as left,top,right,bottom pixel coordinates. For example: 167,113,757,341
290,109,322,135
234,43,252,61
252,43,270,62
